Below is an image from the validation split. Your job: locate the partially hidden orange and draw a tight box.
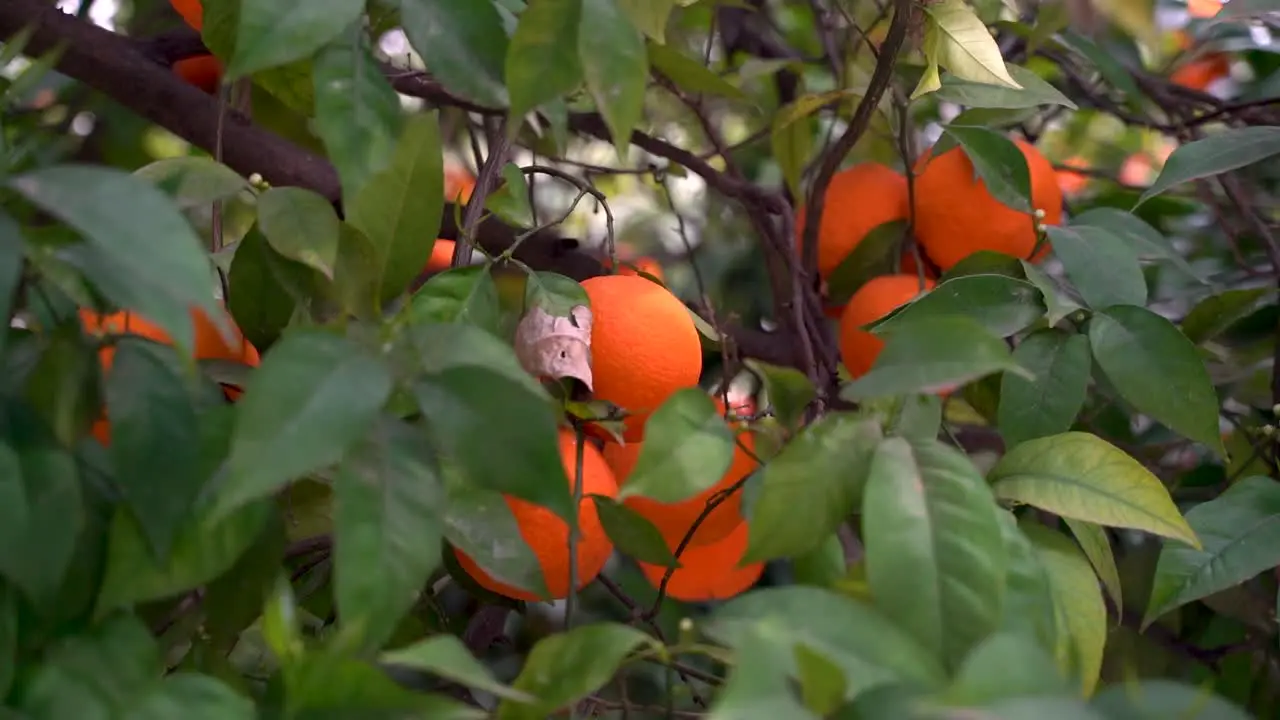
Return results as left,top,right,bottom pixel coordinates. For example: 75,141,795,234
169,0,203,30
838,274,935,380
794,162,911,281
173,55,222,94
637,521,763,602
425,239,455,273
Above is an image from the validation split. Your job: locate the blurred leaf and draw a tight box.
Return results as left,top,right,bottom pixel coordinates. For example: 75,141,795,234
795,644,847,716
506,0,585,122
1088,305,1224,455
1144,477,1280,627
617,389,736,502
939,249,1027,281
226,228,300,351
1044,226,1146,309
1062,519,1122,610
705,586,948,698
791,533,846,588
133,157,251,210
1091,679,1252,719
995,511,1060,652
942,125,1032,212
214,330,394,516
404,266,503,334
313,28,404,202
1057,32,1142,104
262,572,303,661
0,213,22,357
226,0,363,77
1091,0,1159,49
347,113,445,304
924,0,1021,89
486,163,534,227
0,584,13,697
989,432,1199,547
580,0,648,156
442,481,548,599
872,273,1046,338
416,367,572,520
18,614,159,717
257,186,341,280
399,0,511,107
944,633,1067,706
284,652,482,718
843,316,1028,400
329,222,384,320
913,28,945,100
132,673,256,719
745,359,815,433
647,41,747,100
9,164,222,354
104,338,204,560
1068,208,1205,283
1021,522,1107,697
1138,126,1280,206
399,321,543,393
592,495,678,565
998,329,1091,447
382,634,533,702
825,220,909,305
617,0,677,42
772,101,814,198
496,623,656,719
935,64,1076,109
1181,288,1273,345
863,438,1006,670
0,432,81,606
744,413,881,562
335,418,444,652
708,626,820,719
203,511,287,652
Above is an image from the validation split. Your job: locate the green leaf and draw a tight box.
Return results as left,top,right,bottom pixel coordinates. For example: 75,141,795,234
1056,33,1141,104
1020,522,1107,697
1087,305,1224,455
526,270,591,319
616,388,736,502
416,367,573,520
709,626,820,719
1021,259,1082,327
104,338,204,560
1144,476,1280,626
0,433,82,605
825,219,911,306
944,633,1067,706
442,482,548,599
203,511,287,652
995,510,1060,652
579,0,648,156
1137,126,1280,206
382,634,533,702
744,414,881,562
0,213,22,357
924,0,1022,89
872,273,1046,338
1044,226,1147,309
347,113,446,304
399,321,544,392
496,623,656,719
617,0,677,42
403,266,503,334
329,222,384,320
791,533,846,588
313,28,404,202
226,228,300,351
794,644,847,716
95,500,270,615
335,418,444,652
226,0,364,77
876,393,945,441
18,614,160,717
591,495,678,565
705,586,948,698
213,330,394,516
284,652,482,718
647,40,746,100
842,315,1028,400
998,329,1091,447
133,157,252,210
0,584,14,698
862,438,1007,670
942,125,1032,212
486,163,534,227
988,432,1199,548
1091,679,1252,720
9,164,221,354
1063,518,1123,611
935,64,1076,109
772,96,820,198
506,0,585,122
133,674,256,720
1181,288,1273,345
399,0,511,107
1069,207,1205,283
744,359,815,433
257,186,341,280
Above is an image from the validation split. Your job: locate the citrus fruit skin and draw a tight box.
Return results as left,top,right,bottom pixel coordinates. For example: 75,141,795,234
638,521,763,601
426,239,455,273
580,274,703,442
173,55,221,94
603,428,756,549
838,274,935,379
912,139,1062,270
453,430,618,602
795,162,910,280
1171,54,1230,91
170,0,203,30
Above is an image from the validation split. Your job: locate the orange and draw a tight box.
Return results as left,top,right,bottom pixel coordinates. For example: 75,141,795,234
444,163,475,204
425,239,455,273
637,521,763,601
839,274,935,379
173,55,221,94
603,427,756,549
912,138,1062,270
1119,154,1156,186
1188,0,1223,18
1171,54,1231,91
453,429,618,601
170,0,203,30
1056,156,1091,195
608,256,665,283
795,162,911,281
580,275,702,442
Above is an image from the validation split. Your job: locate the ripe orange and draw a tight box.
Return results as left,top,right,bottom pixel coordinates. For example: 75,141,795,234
453,429,618,601
173,55,221,94
839,274,935,379
603,427,756,549
425,239,455,273
1171,54,1231,91
444,163,475,203
912,139,1062,270
1056,156,1091,195
794,162,911,281
580,275,702,442
637,521,763,601
1188,0,1223,18
169,0,203,30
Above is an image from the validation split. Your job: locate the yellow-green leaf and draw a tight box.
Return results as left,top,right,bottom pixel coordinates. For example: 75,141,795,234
924,0,1021,90
1021,522,1106,697
1062,518,1123,611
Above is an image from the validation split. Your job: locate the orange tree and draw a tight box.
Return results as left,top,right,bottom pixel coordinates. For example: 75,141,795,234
1,0,1279,717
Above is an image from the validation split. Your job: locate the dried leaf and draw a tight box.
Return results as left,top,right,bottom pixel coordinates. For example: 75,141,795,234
515,304,594,389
